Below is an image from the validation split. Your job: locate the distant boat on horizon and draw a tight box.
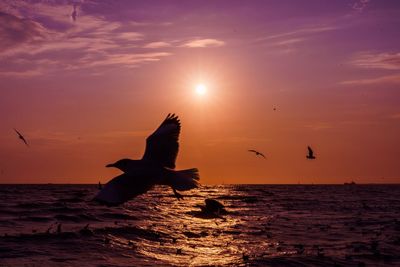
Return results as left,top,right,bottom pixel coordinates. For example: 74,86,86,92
344,181,356,185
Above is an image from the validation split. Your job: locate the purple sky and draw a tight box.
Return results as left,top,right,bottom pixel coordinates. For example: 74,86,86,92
0,0,400,184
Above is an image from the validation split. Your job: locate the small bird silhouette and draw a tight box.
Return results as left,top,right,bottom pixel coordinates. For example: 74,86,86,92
306,146,316,159
14,128,29,147
71,4,77,22
248,149,265,158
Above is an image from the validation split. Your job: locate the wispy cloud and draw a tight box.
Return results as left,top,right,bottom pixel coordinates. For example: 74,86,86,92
272,37,306,47
0,1,228,77
255,25,337,53
349,52,400,70
0,69,43,77
143,41,172,49
258,26,337,43
0,1,173,75
340,74,400,85
182,38,225,48
352,0,370,12
77,52,172,69
0,11,48,51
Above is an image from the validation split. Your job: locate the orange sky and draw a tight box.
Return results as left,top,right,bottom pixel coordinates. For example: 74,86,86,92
0,1,400,184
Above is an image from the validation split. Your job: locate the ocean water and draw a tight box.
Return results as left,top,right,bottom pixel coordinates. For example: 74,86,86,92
0,184,399,267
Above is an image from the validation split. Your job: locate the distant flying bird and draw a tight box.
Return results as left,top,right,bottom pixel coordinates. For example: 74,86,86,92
71,4,77,22
306,146,316,159
248,149,265,158
94,114,200,206
14,128,29,147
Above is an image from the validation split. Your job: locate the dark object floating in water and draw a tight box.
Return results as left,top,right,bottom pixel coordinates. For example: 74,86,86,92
204,199,225,213
189,199,228,219
344,181,356,185
79,224,93,236
193,198,228,219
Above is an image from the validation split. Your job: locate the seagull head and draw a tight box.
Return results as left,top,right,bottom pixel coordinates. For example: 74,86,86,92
106,158,132,172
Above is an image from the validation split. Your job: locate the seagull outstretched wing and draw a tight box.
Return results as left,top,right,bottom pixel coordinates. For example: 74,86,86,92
14,128,29,147
142,113,181,168
94,172,157,206
248,149,266,158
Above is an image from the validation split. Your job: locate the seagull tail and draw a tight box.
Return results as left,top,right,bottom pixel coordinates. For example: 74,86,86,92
165,168,200,191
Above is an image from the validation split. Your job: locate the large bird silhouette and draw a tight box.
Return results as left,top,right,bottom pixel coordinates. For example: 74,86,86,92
94,114,199,206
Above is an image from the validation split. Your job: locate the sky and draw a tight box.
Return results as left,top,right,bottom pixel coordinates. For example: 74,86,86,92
0,0,399,184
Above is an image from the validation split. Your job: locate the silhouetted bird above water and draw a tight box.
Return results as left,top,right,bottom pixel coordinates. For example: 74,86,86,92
306,146,316,159
248,149,265,158
94,114,199,206
14,128,29,147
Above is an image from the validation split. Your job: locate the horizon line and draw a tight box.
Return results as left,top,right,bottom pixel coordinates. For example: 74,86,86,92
1,183,399,185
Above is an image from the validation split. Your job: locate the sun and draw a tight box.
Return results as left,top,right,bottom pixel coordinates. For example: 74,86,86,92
195,84,207,95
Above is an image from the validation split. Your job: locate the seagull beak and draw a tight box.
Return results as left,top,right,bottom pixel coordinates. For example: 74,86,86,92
105,163,114,168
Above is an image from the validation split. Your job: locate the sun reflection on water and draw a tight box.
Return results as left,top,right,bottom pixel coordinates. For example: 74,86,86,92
2,185,398,266
116,185,256,266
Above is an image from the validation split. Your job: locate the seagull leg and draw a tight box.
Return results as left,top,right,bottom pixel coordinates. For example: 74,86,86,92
173,188,184,200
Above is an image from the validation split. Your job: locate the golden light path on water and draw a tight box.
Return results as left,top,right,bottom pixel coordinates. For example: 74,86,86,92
109,185,286,266
1,184,400,266
125,186,249,266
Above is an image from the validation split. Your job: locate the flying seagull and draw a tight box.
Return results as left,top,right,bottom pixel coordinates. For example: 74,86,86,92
14,128,29,147
248,149,265,158
94,114,200,206
71,4,77,22
306,146,316,159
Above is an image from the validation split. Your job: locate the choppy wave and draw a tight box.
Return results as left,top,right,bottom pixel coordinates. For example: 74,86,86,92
0,184,400,266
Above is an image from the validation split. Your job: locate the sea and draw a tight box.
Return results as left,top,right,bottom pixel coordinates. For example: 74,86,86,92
0,184,399,266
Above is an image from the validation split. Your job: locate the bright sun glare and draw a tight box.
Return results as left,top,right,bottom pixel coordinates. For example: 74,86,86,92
195,84,207,95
